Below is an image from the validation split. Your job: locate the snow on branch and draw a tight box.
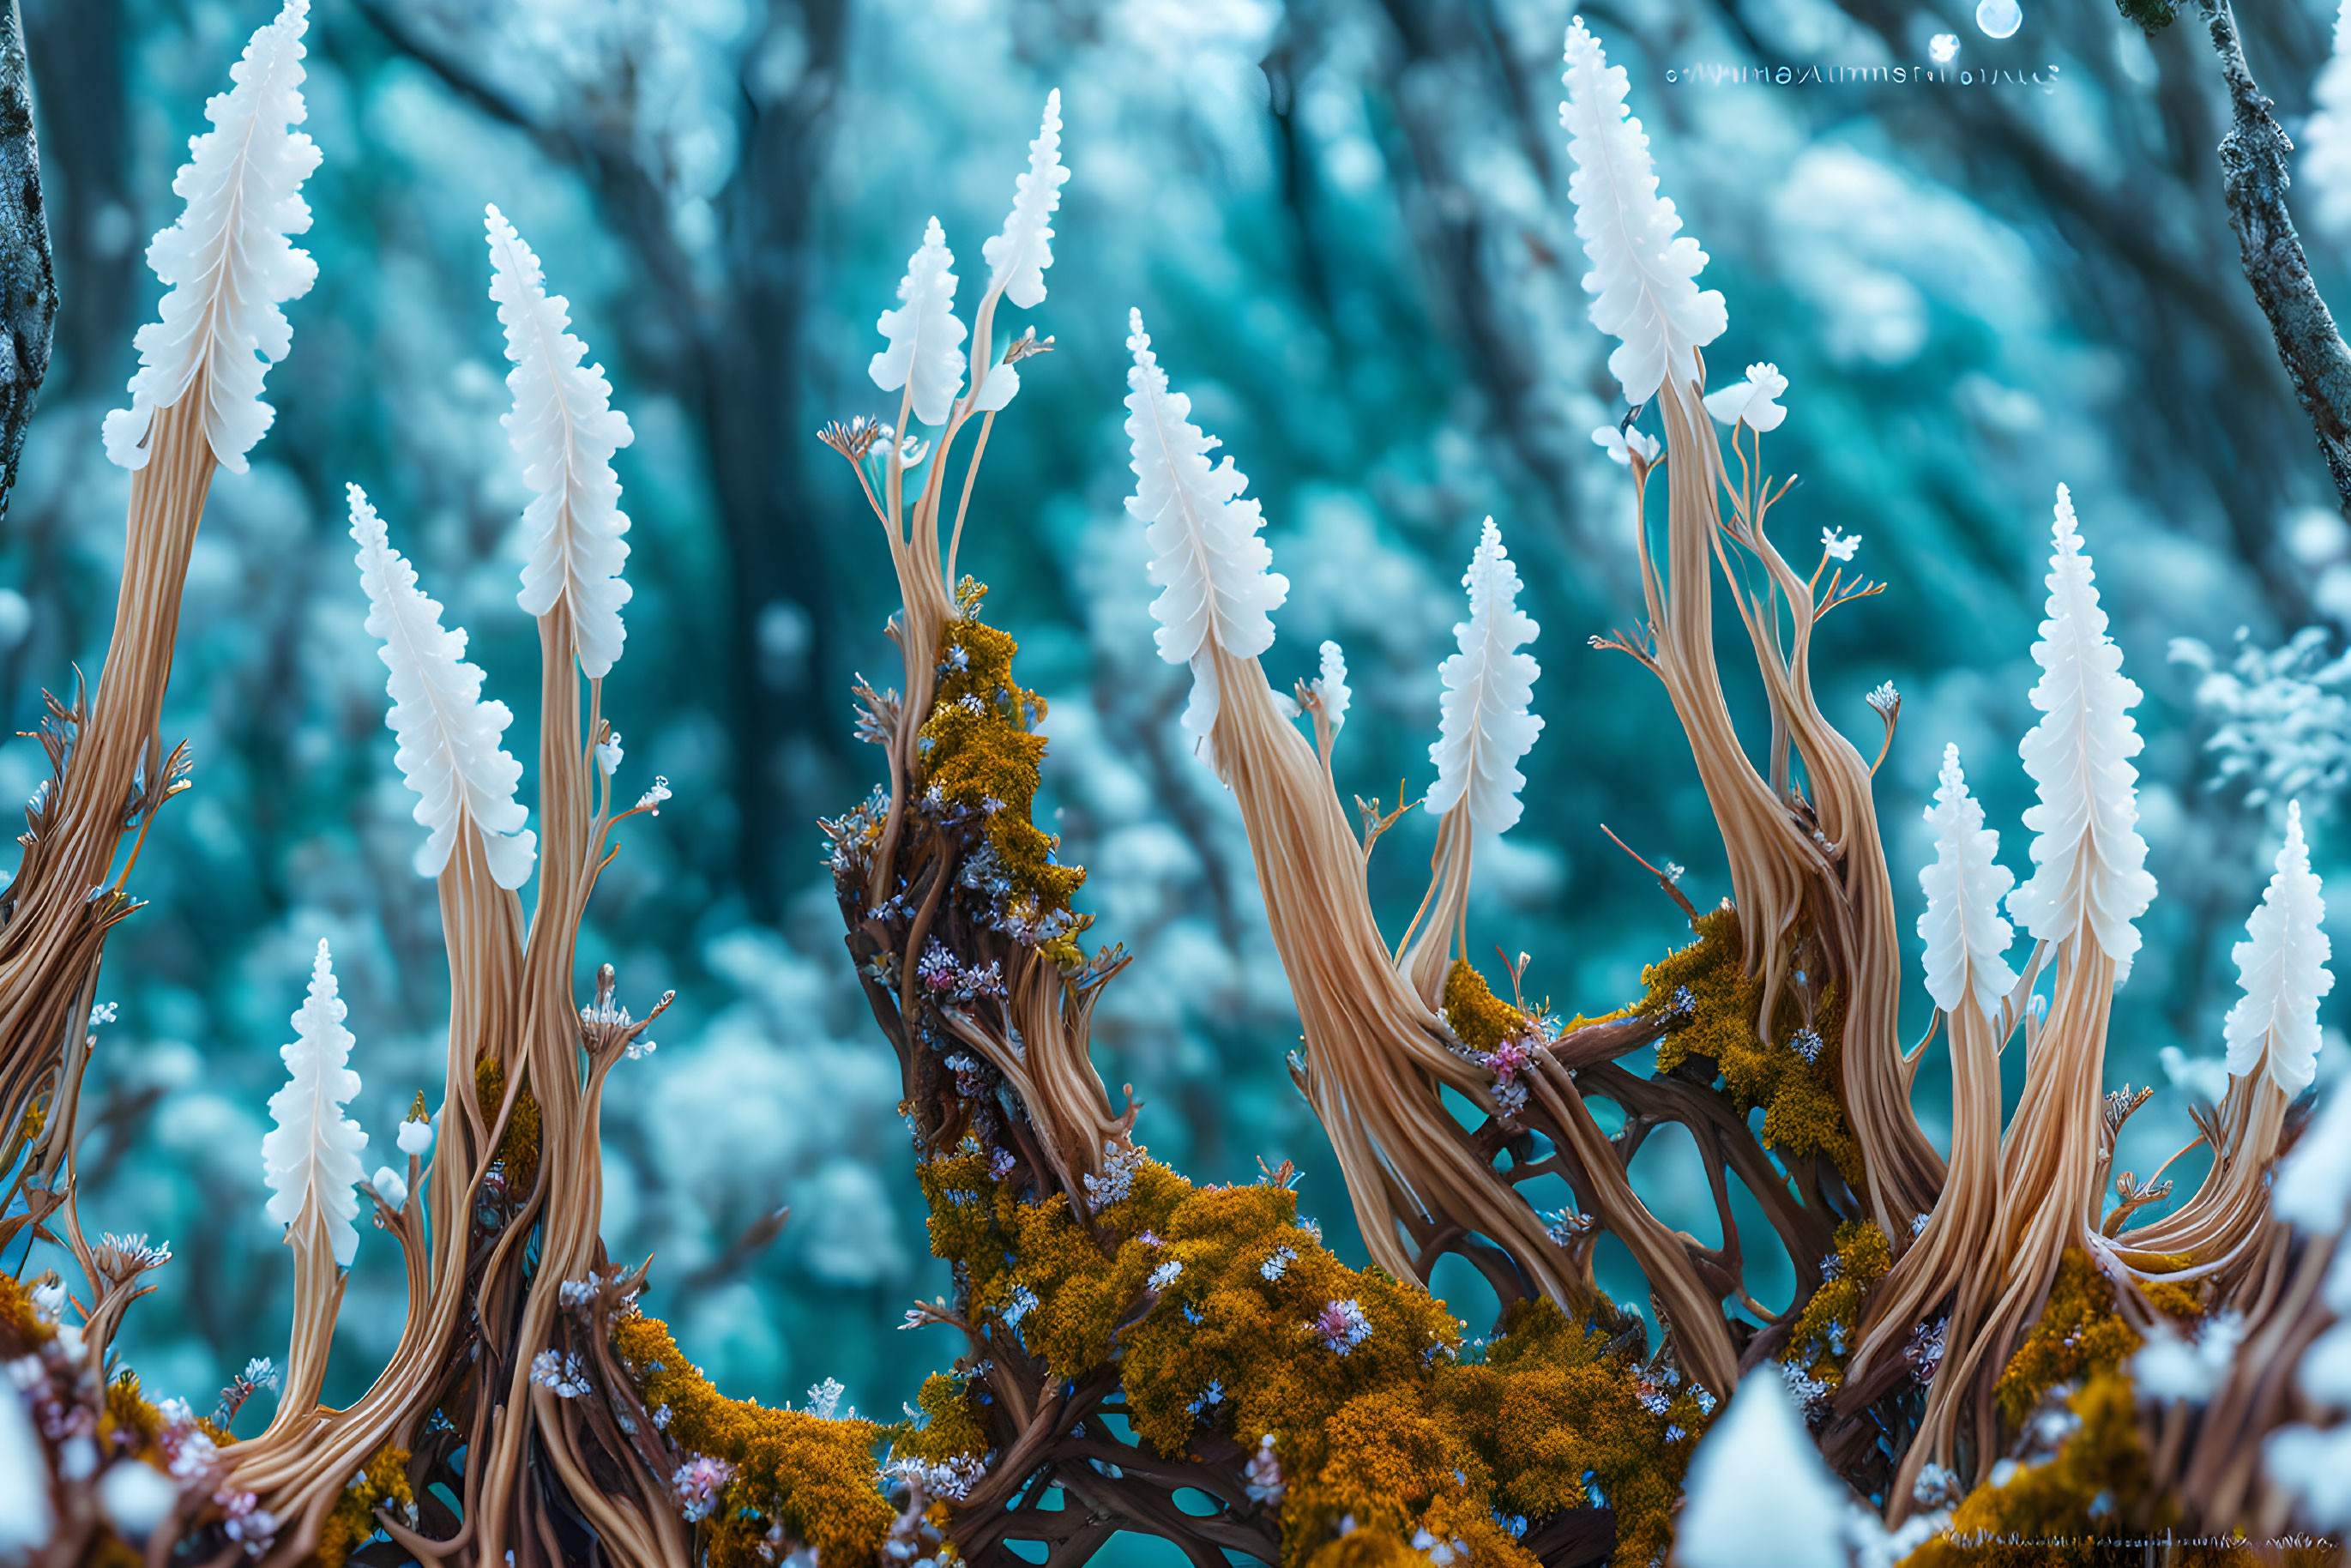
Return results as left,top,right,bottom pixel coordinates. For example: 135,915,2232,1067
1124,308,1287,748
2223,800,2333,1095
348,484,538,889
868,218,967,426
485,204,635,679
1558,15,1726,406
1426,519,1541,833
261,940,368,1268
103,0,320,473
2006,485,2157,979
1917,743,2017,1022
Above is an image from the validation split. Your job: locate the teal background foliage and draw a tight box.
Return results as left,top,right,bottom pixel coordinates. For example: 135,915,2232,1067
7,0,2348,1502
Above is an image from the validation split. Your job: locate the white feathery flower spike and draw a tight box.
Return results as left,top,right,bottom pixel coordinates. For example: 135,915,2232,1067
2005,485,2157,979
868,218,968,427
486,205,636,679
1124,308,1288,746
2223,800,2334,1095
1917,744,2017,1022
261,941,369,1269
349,485,539,889
103,0,321,473
1314,641,1351,731
1426,519,1543,834
983,91,1070,311
1703,363,1789,433
1558,15,1727,406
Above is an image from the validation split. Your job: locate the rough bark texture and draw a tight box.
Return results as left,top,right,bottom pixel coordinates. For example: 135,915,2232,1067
0,0,55,521
2199,0,2351,515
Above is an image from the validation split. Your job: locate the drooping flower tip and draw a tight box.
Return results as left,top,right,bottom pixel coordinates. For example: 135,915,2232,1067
348,485,539,889
1426,518,1542,833
370,1166,407,1211
635,776,672,815
869,217,968,427
983,89,1070,311
596,733,624,777
1124,309,1287,753
1820,527,1860,562
1590,423,1661,467
1558,16,1727,404
485,202,636,679
1703,362,1789,433
103,0,321,473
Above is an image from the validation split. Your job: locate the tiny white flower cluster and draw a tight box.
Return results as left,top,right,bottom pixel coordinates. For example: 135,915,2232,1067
1314,1298,1373,1357
635,775,672,815
802,1378,847,1421
1260,1245,1297,1282
1412,1527,1470,1566
1242,1434,1284,1505
885,1452,991,1505
1082,1141,1145,1209
673,1453,737,1522
529,1348,592,1398
1147,1259,1185,1294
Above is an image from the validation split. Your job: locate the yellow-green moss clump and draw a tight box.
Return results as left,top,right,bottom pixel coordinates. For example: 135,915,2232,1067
920,587,1085,938
1780,1221,1892,1393
316,1444,414,1568
904,1144,1708,1567
1443,960,1528,1055
0,1272,57,1351
1993,1249,2200,1427
1642,908,1860,1181
473,1056,542,1196
618,1313,894,1568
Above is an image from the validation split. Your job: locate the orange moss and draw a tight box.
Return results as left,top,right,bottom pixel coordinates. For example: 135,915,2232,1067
616,1313,892,1568
473,1056,542,1197
100,1372,164,1459
0,1272,56,1353
1993,1249,2198,1427
920,587,1085,945
1643,908,1860,1181
1780,1221,1892,1392
908,1144,1699,1566
1443,961,1528,1055
316,1444,413,1568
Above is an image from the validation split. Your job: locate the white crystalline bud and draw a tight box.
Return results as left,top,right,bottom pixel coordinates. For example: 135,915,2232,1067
867,218,967,427
1426,520,1543,834
1674,1374,1847,1568
349,485,538,888
2005,485,2156,979
371,1166,408,1212
596,733,624,776
982,90,1070,311
1558,15,1727,405
1124,309,1287,744
1591,423,1661,466
396,1118,434,1157
261,941,369,1269
1315,640,1351,731
2223,800,2334,1095
1917,744,2017,1022
103,0,321,473
486,205,636,679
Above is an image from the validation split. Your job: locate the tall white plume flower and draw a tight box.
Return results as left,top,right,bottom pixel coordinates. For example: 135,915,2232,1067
1674,1373,1847,1568
2305,0,2351,237
983,91,1070,311
1558,15,1727,406
1917,743,2018,1022
2222,800,2334,1095
103,0,320,473
261,940,369,1269
349,485,539,889
868,218,968,426
2005,485,2157,979
1124,309,1287,749
1426,520,1542,834
485,205,636,679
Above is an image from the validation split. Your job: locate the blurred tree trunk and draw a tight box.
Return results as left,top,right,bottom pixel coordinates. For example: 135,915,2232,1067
21,0,125,402
356,0,853,919
0,0,54,521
